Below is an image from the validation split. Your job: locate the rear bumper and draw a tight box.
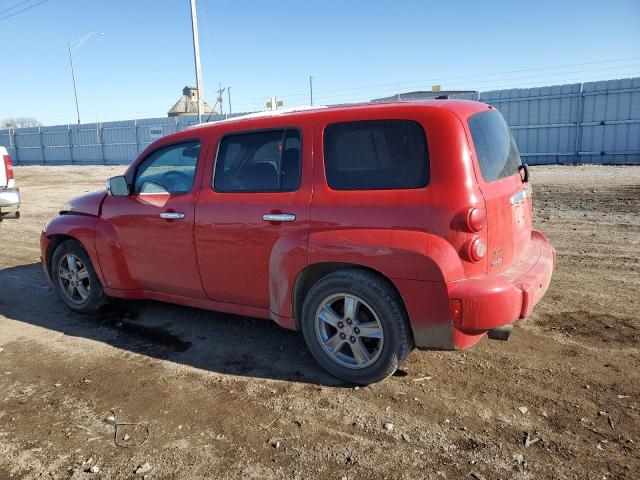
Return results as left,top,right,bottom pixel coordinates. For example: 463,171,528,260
0,187,20,219
447,230,556,349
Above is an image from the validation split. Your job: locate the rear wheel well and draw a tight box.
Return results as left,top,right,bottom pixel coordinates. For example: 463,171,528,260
292,262,414,345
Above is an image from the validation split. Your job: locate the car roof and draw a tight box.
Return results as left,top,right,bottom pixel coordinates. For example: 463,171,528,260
185,99,490,133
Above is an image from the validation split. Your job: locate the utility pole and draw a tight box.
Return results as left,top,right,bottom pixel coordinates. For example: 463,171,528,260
227,87,232,115
216,83,225,118
189,0,204,123
309,76,314,106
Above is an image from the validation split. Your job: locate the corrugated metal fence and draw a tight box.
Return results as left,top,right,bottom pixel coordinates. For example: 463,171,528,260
479,77,640,165
0,114,243,165
2,77,639,165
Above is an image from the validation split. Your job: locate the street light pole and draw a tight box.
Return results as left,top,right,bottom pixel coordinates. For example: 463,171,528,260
68,43,81,125
67,32,104,125
309,76,314,106
189,0,204,123
227,87,232,115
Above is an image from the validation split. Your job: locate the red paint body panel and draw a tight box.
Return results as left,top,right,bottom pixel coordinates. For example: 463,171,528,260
194,116,313,312
40,213,104,285
61,190,106,216
447,230,555,348
40,101,556,352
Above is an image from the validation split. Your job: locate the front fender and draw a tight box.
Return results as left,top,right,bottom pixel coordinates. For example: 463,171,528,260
42,214,103,285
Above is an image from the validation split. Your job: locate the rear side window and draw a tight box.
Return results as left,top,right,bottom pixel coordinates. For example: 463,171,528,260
323,120,429,190
468,110,522,182
214,129,301,192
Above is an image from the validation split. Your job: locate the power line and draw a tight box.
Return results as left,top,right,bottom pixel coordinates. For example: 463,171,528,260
0,0,35,14
0,0,49,22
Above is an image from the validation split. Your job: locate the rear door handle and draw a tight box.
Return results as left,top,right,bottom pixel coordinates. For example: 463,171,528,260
262,213,296,222
160,212,185,219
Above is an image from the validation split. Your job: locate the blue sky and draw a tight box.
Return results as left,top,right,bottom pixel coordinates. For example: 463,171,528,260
1,0,639,125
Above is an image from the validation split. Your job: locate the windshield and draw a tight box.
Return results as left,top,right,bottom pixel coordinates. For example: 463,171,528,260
468,110,522,182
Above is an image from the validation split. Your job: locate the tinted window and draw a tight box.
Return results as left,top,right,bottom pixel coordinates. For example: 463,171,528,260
134,141,200,194
468,110,522,182
214,129,301,192
324,120,428,190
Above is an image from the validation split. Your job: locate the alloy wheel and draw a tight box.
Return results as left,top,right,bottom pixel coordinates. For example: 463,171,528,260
314,293,384,369
57,254,91,305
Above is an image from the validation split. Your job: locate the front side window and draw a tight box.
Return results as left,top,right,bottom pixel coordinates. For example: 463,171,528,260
468,110,522,182
214,129,301,192
134,141,201,194
323,120,429,190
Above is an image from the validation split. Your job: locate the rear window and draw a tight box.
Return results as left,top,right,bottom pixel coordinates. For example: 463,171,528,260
468,110,522,182
324,120,429,190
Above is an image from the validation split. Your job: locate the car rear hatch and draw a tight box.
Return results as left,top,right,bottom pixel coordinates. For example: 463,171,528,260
468,109,532,274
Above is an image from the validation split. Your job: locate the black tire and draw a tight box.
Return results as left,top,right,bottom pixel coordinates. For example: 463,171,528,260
301,269,411,384
51,239,107,314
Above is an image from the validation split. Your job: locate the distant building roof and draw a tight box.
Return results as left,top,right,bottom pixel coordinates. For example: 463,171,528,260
168,86,215,117
371,90,479,102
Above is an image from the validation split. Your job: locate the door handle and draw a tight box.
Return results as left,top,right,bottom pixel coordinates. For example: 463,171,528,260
160,211,185,219
262,213,296,222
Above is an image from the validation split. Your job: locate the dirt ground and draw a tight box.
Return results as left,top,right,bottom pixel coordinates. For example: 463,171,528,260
0,164,638,480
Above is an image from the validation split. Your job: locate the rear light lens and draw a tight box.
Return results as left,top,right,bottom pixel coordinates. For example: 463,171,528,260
450,298,463,324
467,207,486,232
468,237,487,262
3,155,14,180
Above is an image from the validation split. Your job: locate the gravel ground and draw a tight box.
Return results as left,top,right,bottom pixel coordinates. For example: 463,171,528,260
0,164,639,479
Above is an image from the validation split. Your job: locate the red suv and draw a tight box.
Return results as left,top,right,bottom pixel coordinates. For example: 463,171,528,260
41,101,555,384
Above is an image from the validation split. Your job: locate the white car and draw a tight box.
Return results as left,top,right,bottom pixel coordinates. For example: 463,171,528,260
0,146,20,220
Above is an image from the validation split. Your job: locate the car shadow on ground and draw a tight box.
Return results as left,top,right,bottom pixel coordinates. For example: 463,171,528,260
0,263,346,387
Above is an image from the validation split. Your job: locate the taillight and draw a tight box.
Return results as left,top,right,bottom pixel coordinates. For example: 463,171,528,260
3,155,14,180
466,207,486,232
467,237,487,262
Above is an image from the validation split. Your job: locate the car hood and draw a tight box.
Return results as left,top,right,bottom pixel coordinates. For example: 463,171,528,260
61,190,107,216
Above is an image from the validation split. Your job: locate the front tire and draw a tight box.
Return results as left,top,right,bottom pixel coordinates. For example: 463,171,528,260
51,239,106,313
301,269,411,384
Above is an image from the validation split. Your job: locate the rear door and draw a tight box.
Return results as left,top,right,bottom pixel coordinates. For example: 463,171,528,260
467,110,531,273
194,118,313,309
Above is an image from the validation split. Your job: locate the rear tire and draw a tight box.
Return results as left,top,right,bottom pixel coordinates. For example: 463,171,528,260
301,269,411,384
51,239,107,314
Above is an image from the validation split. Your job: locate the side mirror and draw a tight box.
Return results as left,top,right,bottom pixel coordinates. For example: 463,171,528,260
106,176,130,196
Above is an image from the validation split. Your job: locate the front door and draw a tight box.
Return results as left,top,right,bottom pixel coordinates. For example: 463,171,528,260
100,139,206,298
195,119,313,310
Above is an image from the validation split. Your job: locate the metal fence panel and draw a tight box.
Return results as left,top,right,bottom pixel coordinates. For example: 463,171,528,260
2,79,639,165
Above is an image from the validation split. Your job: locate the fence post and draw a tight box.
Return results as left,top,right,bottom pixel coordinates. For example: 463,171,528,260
99,122,105,165
134,119,139,159
574,83,585,165
68,124,74,165
9,128,18,165
37,126,43,165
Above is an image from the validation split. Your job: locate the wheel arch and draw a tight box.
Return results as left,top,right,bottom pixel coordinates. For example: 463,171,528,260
43,214,104,285
45,234,76,280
